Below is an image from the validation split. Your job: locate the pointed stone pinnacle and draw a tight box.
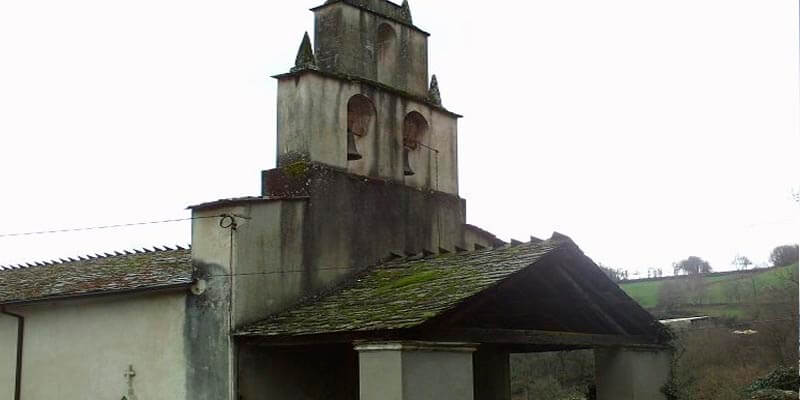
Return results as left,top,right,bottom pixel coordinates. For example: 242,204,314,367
401,0,412,23
428,74,442,106
292,32,317,72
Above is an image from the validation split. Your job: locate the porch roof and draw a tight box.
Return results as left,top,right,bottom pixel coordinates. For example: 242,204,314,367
236,234,670,347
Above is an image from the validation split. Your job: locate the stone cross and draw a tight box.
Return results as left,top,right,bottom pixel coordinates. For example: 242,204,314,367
124,365,136,381
123,365,137,400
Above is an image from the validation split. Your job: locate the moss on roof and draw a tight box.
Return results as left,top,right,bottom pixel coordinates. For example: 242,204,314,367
237,238,566,337
0,248,193,304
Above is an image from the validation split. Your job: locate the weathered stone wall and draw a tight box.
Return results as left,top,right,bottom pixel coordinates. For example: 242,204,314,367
276,72,458,194
263,163,472,264
189,201,309,400
322,0,413,25
0,292,187,400
464,226,502,251
192,201,309,327
188,186,481,400
188,207,241,400
313,2,428,97
189,163,489,331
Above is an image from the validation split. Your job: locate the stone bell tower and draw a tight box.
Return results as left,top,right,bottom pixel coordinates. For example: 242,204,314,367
192,0,501,333
273,0,461,194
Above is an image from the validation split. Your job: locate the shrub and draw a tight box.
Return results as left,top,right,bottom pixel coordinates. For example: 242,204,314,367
746,366,800,393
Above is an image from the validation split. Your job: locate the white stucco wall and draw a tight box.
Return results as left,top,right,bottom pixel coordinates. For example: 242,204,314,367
357,342,477,400
0,313,18,400
0,291,187,400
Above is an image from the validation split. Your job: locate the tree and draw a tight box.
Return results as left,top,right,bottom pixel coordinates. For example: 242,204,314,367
597,263,628,282
646,268,664,278
732,255,753,271
722,279,744,303
673,256,712,275
658,280,684,314
769,244,799,267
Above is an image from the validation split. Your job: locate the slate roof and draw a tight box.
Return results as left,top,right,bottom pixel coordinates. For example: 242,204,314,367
237,237,567,337
0,248,193,304
187,196,308,211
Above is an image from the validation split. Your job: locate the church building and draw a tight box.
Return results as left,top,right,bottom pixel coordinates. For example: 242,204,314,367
1,1,674,399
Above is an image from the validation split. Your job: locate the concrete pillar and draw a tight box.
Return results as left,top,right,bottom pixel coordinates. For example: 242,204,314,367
473,346,510,400
595,347,673,400
355,341,477,400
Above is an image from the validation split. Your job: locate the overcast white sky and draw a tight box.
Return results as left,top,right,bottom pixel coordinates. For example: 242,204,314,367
0,0,797,277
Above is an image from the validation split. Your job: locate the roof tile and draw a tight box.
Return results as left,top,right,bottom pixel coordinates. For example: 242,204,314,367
0,248,193,304
237,238,565,337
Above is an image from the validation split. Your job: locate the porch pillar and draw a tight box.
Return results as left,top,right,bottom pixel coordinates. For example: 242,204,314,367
355,341,477,400
473,346,510,400
594,347,673,400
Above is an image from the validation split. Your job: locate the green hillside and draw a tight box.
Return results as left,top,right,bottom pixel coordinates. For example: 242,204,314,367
619,279,662,309
619,264,798,319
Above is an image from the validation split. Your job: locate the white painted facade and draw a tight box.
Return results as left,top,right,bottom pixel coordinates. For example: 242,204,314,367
0,291,187,400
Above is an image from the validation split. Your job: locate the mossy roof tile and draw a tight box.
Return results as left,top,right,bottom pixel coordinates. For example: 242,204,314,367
237,238,565,337
0,249,193,304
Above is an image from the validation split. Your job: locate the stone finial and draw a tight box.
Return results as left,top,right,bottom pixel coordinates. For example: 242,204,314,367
428,74,442,106
401,0,412,23
292,32,317,72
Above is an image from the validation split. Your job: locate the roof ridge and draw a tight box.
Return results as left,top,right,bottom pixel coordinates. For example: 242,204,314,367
377,236,564,269
236,236,572,338
0,244,191,271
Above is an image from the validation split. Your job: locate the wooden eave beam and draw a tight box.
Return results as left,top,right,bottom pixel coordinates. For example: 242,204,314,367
423,328,667,349
562,253,663,337
549,260,631,335
237,327,667,350
237,329,406,347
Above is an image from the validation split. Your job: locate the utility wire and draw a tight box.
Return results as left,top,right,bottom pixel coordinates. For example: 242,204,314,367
0,215,227,238
205,265,362,278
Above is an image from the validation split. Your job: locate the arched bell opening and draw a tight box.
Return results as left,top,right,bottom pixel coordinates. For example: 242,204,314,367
346,94,376,162
402,111,429,177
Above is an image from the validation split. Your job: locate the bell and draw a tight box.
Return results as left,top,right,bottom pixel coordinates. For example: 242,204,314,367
347,131,362,161
403,147,415,176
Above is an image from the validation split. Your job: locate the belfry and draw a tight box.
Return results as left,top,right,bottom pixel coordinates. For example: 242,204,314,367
274,0,461,194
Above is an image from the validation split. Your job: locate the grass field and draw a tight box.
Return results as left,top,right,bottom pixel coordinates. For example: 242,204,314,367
618,279,662,308
619,264,797,318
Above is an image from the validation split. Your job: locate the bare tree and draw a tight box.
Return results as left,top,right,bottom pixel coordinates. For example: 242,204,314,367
732,255,753,271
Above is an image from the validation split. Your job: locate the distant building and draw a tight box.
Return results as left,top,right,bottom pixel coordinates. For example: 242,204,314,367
0,1,674,399
660,316,713,332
